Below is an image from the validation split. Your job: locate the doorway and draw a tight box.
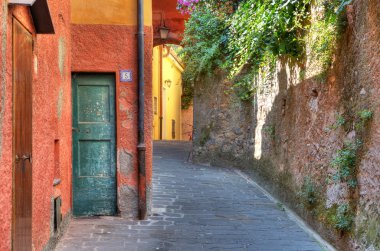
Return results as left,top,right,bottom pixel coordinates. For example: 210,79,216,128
13,18,33,251
72,73,117,216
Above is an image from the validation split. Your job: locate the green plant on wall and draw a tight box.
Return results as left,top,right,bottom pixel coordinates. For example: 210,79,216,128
306,0,349,82
331,140,361,188
199,125,212,146
327,203,354,231
263,124,276,140
299,177,318,209
328,113,346,130
355,109,374,130
325,109,373,232
180,7,229,108
358,109,374,121
180,0,351,100
231,72,257,101
228,0,311,74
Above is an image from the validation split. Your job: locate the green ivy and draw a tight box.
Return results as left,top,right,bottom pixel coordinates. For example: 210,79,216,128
327,203,354,231
358,109,374,121
199,126,212,146
307,0,349,82
328,113,346,130
355,109,374,130
331,140,361,188
180,7,228,108
299,177,318,209
228,0,311,76
181,0,351,101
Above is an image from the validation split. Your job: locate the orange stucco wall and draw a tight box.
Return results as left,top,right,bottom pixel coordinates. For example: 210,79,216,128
0,1,11,249
71,0,152,26
71,24,153,218
0,1,72,251
0,0,154,249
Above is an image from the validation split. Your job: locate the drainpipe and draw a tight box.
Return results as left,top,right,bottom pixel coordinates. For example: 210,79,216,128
137,0,147,220
159,45,163,140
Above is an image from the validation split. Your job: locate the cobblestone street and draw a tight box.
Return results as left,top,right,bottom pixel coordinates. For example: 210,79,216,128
56,141,329,251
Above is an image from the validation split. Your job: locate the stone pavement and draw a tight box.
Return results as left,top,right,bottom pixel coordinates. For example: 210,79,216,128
56,141,329,251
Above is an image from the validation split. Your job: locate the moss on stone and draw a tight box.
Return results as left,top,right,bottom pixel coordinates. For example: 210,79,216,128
199,126,212,146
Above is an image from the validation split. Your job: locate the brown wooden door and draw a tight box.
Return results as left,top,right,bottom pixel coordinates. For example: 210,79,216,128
13,18,33,251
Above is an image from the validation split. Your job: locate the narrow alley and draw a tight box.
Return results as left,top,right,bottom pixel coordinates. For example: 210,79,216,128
56,142,328,251
1,1,379,251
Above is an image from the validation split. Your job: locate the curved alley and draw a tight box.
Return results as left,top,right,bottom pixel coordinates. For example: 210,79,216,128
56,141,328,251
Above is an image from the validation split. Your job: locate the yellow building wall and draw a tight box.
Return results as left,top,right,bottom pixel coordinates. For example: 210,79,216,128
152,46,161,140
152,45,184,141
71,0,152,26
162,48,183,140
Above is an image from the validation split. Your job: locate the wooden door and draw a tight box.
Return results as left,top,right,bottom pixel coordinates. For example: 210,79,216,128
13,19,33,251
72,74,116,216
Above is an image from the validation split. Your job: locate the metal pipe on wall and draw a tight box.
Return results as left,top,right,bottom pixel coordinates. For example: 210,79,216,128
137,0,147,220
159,45,163,140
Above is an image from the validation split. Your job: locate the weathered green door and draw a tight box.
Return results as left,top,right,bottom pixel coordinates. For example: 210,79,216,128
72,74,116,216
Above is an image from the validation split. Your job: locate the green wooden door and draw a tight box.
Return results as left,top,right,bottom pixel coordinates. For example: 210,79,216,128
72,74,116,216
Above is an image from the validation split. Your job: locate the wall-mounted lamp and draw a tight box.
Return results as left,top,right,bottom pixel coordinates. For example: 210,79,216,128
159,25,170,40
8,0,36,5
159,15,170,40
164,79,172,88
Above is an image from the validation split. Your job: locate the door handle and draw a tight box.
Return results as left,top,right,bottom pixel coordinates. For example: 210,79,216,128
21,154,31,162
15,154,31,162
72,127,80,132
16,154,32,171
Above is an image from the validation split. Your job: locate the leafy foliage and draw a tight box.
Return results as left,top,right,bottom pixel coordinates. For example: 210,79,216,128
231,72,257,101
327,203,354,231
180,7,228,108
354,109,374,130
299,177,318,209
331,141,361,188
180,0,351,102
178,0,240,15
228,0,311,76
306,0,349,82
358,109,374,121
199,126,212,146
328,113,346,130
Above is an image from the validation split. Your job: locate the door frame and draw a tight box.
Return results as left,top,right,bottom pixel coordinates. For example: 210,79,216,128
71,72,118,215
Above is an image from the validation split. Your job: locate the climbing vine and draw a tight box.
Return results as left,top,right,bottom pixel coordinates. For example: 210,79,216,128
228,0,310,76
321,107,373,232
179,0,352,104
331,140,361,188
180,7,229,108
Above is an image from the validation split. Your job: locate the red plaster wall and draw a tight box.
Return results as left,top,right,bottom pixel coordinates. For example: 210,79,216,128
0,1,12,249
0,1,72,250
71,24,153,217
30,0,72,249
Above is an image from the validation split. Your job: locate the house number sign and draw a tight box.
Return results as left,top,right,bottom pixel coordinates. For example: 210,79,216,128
120,70,133,82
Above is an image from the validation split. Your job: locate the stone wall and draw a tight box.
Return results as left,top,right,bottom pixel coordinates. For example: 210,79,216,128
192,1,380,250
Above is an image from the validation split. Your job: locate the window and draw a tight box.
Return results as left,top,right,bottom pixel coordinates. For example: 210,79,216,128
154,97,158,115
172,120,176,139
